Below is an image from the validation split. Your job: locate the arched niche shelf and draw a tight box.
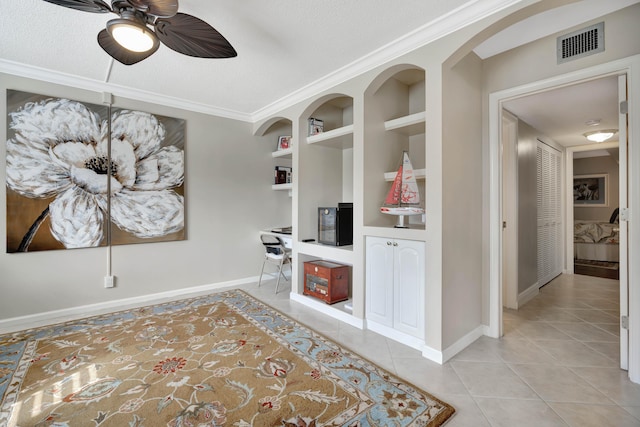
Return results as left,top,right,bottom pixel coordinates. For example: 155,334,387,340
363,64,426,231
296,92,355,263
301,94,354,149
254,116,293,158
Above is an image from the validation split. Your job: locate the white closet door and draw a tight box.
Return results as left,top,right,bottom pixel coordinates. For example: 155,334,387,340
365,236,394,327
537,140,563,287
393,239,425,339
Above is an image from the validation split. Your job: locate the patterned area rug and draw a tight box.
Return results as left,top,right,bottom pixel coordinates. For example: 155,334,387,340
0,289,455,426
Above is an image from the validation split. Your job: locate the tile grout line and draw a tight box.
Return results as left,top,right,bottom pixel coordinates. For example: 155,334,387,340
448,360,496,427
502,360,572,426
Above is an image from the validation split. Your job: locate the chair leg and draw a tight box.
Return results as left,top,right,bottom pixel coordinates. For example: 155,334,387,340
258,258,267,287
275,258,284,294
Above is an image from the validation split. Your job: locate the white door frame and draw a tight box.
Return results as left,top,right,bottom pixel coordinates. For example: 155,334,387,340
488,55,640,383
502,110,519,310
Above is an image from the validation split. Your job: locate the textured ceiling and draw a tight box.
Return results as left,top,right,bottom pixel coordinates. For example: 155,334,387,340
0,0,637,126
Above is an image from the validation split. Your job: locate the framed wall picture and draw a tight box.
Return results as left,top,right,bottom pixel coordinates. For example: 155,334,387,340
573,174,608,207
277,135,291,151
308,117,324,136
6,90,186,253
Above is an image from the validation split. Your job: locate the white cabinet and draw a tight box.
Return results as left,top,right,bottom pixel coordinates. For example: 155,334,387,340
365,236,425,343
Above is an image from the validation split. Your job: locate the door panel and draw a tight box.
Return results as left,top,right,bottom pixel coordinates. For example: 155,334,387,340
537,141,563,287
393,240,425,338
365,236,394,327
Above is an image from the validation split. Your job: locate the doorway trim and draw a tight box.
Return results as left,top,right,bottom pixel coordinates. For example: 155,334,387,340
488,54,640,383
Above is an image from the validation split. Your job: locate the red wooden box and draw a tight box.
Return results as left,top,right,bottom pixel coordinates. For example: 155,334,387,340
303,260,350,304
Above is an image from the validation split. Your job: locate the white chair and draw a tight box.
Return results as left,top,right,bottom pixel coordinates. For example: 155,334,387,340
258,234,292,293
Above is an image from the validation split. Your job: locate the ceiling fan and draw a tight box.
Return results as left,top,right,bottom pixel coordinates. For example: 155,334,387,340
42,0,237,65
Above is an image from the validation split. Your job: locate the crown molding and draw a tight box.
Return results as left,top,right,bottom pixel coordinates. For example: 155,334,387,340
0,59,253,122
251,0,526,122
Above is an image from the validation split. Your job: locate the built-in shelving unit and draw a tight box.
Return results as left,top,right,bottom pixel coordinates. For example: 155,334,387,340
294,95,356,317
256,69,429,337
253,116,295,204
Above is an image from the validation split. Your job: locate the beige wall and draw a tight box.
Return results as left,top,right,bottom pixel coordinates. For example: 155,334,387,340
442,51,484,348
574,155,620,221
482,4,640,96
0,73,288,320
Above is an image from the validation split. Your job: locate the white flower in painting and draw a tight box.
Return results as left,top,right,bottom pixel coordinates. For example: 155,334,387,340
6,98,184,249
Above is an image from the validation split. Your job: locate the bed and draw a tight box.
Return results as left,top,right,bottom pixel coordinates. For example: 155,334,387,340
574,220,620,262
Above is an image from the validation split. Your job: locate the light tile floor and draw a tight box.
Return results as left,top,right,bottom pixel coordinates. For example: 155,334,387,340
240,273,640,426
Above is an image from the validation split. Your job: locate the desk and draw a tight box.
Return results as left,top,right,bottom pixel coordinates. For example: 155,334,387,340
260,229,293,249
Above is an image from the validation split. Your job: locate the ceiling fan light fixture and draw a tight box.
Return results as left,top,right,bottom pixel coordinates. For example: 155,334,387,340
583,129,617,143
107,17,158,53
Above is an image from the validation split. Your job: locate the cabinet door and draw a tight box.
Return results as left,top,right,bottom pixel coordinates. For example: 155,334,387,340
393,239,425,338
536,142,562,287
365,236,394,327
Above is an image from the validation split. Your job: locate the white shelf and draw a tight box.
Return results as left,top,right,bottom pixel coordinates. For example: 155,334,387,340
297,242,354,265
289,293,363,329
363,225,427,240
272,183,292,191
306,124,354,148
384,168,426,181
384,111,425,135
272,147,293,158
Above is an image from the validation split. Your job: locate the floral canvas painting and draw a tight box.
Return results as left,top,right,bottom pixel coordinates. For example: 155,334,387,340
6,90,185,253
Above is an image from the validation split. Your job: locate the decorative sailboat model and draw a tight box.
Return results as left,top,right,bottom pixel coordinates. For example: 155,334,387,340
380,151,425,228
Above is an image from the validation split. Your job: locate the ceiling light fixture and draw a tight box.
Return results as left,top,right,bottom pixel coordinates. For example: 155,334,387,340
583,129,617,143
106,15,158,53
42,0,237,66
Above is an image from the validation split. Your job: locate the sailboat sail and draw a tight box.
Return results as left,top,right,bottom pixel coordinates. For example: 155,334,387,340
383,152,421,207
384,165,403,205
380,151,424,227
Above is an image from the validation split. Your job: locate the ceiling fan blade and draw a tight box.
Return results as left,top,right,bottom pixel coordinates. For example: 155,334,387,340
97,29,158,65
126,0,178,18
155,13,237,58
41,0,111,13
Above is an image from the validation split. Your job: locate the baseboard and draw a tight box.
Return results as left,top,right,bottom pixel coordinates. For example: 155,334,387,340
290,293,364,329
421,345,444,364
0,276,259,334
441,325,485,363
518,281,540,308
365,320,425,351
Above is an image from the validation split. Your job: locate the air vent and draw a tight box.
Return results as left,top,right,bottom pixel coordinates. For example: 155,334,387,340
557,22,604,64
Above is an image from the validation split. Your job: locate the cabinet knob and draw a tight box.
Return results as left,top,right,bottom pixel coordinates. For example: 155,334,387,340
393,242,398,246
387,241,392,245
